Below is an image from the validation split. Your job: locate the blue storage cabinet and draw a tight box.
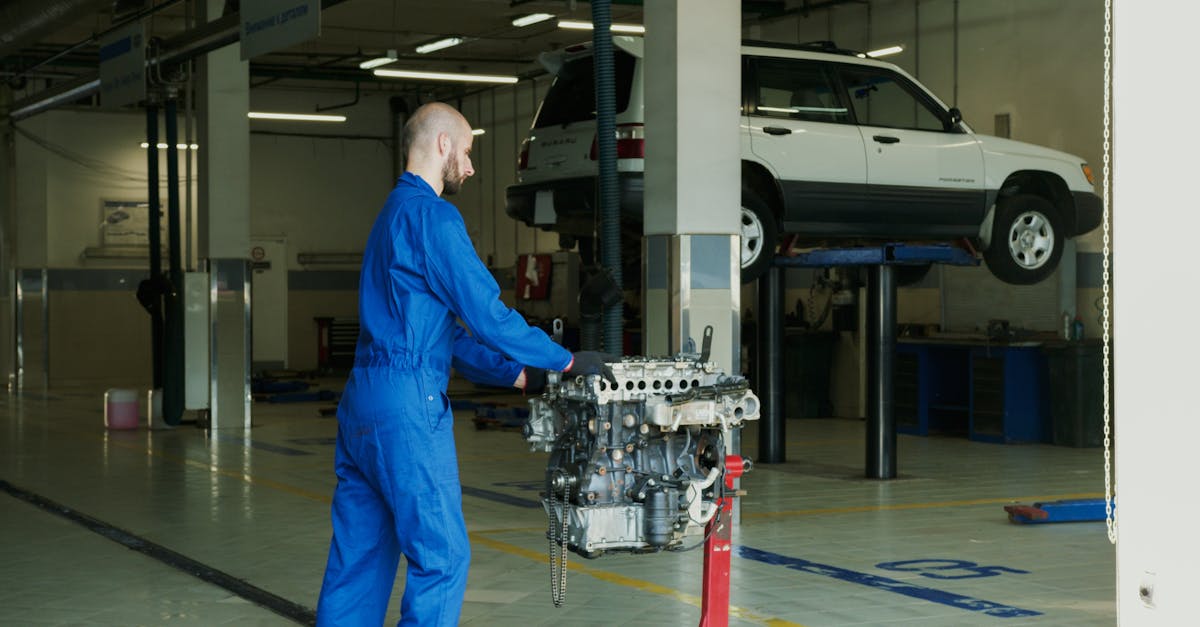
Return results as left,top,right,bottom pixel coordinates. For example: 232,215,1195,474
896,340,1049,443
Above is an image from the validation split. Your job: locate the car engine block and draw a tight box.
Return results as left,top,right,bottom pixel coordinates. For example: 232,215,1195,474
524,352,759,558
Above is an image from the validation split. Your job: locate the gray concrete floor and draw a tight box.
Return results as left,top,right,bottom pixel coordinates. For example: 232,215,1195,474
0,377,1115,626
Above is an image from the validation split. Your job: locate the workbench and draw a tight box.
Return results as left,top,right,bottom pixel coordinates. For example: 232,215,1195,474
895,337,1050,444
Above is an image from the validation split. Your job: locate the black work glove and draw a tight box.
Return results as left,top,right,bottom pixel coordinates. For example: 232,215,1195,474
522,367,547,394
566,351,619,386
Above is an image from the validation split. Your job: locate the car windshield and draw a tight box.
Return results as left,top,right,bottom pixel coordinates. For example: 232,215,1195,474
534,50,636,128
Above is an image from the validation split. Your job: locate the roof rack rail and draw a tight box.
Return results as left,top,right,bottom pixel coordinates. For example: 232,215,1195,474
741,39,866,58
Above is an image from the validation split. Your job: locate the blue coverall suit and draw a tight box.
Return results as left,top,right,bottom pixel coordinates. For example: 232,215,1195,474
316,172,572,626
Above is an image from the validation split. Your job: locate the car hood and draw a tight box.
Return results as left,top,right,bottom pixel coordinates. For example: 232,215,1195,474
975,134,1086,166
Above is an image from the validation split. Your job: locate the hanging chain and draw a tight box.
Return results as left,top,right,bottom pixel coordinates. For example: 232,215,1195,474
548,485,570,607
1101,0,1115,545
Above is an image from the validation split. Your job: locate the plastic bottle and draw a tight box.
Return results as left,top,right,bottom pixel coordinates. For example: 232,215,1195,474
1071,316,1084,341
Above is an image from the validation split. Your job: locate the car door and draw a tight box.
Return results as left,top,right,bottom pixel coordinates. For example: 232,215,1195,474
834,64,986,237
745,56,868,234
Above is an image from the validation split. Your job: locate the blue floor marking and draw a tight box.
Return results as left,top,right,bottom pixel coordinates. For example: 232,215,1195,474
738,546,1042,618
460,485,542,509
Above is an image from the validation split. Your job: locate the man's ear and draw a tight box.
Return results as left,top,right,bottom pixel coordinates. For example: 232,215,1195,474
437,132,451,156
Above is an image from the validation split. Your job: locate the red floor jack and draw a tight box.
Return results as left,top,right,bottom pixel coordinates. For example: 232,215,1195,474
700,455,751,627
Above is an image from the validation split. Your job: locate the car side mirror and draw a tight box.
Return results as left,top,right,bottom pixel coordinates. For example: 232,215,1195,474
945,107,963,130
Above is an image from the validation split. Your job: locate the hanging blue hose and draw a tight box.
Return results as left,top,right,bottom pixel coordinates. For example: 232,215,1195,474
592,0,623,355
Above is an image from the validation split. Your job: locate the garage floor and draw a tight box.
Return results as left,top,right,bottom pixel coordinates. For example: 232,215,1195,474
0,377,1115,626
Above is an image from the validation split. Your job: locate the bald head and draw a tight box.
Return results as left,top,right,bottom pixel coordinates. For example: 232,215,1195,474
402,102,475,196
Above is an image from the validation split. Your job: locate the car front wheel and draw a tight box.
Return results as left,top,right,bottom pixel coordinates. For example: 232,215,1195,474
741,187,778,284
983,194,1065,285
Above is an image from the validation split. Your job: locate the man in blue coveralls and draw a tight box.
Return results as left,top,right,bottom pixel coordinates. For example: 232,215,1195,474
316,102,615,625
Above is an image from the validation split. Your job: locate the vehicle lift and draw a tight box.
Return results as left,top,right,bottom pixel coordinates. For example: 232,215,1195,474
689,244,978,627
755,242,979,478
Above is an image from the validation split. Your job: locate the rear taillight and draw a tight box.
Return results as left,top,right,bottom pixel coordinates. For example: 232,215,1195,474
589,123,645,160
518,138,530,170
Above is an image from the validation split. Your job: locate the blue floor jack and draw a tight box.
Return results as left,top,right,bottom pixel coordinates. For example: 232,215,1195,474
1004,498,1112,524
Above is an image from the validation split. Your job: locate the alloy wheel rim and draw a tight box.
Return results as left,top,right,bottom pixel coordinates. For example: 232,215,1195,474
741,207,764,268
1007,210,1055,270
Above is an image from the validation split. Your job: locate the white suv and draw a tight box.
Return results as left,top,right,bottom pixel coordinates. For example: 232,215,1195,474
505,38,1102,285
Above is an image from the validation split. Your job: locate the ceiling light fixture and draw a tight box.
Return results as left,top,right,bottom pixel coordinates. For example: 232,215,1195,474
864,45,904,58
512,13,554,28
557,19,645,34
247,112,347,122
415,37,465,54
471,128,486,136
359,49,398,70
373,69,518,84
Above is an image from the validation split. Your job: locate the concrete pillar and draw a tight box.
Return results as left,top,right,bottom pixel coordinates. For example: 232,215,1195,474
195,0,251,428
0,87,16,388
642,0,741,372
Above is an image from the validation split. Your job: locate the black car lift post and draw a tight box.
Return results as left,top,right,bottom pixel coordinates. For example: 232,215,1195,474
756,243,979,479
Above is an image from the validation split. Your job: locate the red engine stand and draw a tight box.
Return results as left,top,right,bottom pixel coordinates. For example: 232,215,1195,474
699,455,748,627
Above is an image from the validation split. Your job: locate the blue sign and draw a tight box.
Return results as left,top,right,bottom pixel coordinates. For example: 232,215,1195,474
98,22,145,108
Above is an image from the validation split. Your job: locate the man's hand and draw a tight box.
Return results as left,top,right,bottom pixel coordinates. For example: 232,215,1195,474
519,367,547,394
566,351,619,386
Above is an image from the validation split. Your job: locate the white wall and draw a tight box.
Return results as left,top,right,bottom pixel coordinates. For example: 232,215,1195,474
1113,3,1200,623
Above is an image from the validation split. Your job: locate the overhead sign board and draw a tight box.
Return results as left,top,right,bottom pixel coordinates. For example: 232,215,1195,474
240,0,321,61
98,21,146,108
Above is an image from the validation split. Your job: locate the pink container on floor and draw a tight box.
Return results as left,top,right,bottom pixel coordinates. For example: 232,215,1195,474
104,389,139,430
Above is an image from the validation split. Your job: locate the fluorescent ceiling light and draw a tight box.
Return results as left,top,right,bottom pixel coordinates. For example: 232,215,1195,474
247,112,347,122
416,37,464,54
373,69,518,84
865,45,904,58
140,142,199,150
512,13,554,28
471,128,486,136
557,20,645,34
359,49,397,69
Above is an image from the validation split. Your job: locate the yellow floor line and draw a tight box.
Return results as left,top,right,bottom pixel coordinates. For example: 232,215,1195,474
469,533,804,627
39,421,804,625
743,492,1105,519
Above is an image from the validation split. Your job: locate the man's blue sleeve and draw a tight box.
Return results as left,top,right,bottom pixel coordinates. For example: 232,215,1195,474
419,199,573,371
450,323,523,387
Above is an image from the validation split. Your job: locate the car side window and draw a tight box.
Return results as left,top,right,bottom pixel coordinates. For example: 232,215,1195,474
837,66,947,132
750,58,849,124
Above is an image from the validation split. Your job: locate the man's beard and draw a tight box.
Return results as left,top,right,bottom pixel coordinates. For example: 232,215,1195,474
442,153,463,196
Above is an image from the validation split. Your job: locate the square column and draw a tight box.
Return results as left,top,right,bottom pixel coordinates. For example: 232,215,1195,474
195,0,251,428
642,0,742,372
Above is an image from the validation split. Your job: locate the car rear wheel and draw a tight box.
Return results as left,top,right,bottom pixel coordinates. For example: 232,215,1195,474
741,187,778,284
983,194,1064,285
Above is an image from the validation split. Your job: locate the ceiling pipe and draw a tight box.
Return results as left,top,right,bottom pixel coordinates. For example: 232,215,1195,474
7,0,353,121
0,0,109,61
10,0,186,81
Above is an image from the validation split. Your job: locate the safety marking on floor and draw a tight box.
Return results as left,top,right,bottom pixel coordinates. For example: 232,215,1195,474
469,532,806,627
0,479,317,626
460,485,542,509
741,492,1104,520
738,546,1041,618
876,559,1030,580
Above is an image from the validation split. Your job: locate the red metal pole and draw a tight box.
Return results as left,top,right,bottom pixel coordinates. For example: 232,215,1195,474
700,455,746,627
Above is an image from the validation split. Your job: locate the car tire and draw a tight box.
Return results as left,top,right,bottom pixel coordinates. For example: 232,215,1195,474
983,193,1065,285
741,187,778,284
